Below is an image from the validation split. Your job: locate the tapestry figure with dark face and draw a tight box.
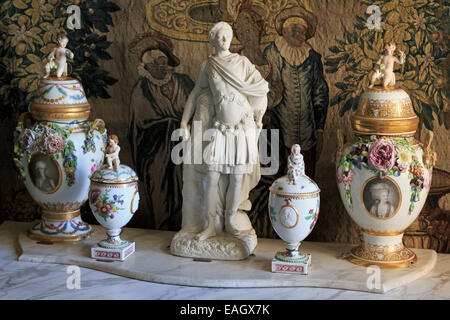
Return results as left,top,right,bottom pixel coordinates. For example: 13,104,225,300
128,32,194,230
264,5,329,179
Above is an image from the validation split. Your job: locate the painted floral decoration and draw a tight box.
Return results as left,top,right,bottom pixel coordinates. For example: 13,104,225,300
305,207,319,230
93,189,124,221
269,205,277,223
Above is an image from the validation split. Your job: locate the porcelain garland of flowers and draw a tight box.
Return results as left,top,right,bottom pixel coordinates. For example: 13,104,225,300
82,122,108,154
14,121,77,185
336,136,425,213
14,120,106,187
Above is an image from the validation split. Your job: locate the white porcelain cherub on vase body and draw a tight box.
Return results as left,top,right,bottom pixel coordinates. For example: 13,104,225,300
180,21,269,241
369,41,405,89
44,35,74,79
103,134,121,171
287,144,305,185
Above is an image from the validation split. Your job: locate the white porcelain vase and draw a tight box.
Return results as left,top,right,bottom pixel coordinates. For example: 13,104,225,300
89,164,139,248
14,78,107,242
268,163,320,262
336,87,434,268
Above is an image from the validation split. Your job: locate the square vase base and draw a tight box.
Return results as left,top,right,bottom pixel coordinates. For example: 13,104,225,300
272,254,312,275
91,242,135,261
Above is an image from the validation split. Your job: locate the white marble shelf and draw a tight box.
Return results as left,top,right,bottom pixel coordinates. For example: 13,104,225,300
1,221,450,299
15,222,438,294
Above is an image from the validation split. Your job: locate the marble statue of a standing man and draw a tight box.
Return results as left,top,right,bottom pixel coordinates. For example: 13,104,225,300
170,21,269,260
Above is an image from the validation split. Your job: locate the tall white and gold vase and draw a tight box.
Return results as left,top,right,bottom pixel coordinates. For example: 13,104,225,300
336,87,435,268
13,77,107,242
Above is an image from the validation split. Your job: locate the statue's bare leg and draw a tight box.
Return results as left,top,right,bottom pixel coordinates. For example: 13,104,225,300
195,171,220,240
224,174,243,235
369,73,376,88
56,63,65,78
106,157,113,169
383,72,393,88
44,63,51,79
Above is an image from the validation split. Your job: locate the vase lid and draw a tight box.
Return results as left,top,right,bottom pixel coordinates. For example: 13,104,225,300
270,175,320,198
29,78,91,123
90,164,138,184
351,86,418,137
270,144,320,198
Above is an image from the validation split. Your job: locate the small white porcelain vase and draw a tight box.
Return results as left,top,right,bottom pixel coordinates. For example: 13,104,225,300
268,144,320,267
89,164,139,249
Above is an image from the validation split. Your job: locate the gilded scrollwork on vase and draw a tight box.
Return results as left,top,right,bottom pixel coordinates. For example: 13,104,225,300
352,243,416,262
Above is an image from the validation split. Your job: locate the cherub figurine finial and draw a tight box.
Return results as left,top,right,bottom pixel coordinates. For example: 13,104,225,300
102,134,121,171
368,41,406,89
288,144,305,184
44,35,74,79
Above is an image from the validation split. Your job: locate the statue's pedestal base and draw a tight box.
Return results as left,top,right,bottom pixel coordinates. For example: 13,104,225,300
91,242,135,261
170,231,257,261
272,253,311,275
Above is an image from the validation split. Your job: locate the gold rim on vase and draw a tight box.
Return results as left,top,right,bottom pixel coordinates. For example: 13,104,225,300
351,116,419,136
41,210,81,221
30,103,91,121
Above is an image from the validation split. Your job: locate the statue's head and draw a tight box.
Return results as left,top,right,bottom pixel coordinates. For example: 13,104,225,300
291,144,301,155
208,21,233,51
108,134,119,147
384,41,396,54
57,35,69,48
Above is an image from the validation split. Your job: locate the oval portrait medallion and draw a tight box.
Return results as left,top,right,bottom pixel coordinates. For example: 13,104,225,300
29,153,62,194
361,176,401,220
278,205,299,229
